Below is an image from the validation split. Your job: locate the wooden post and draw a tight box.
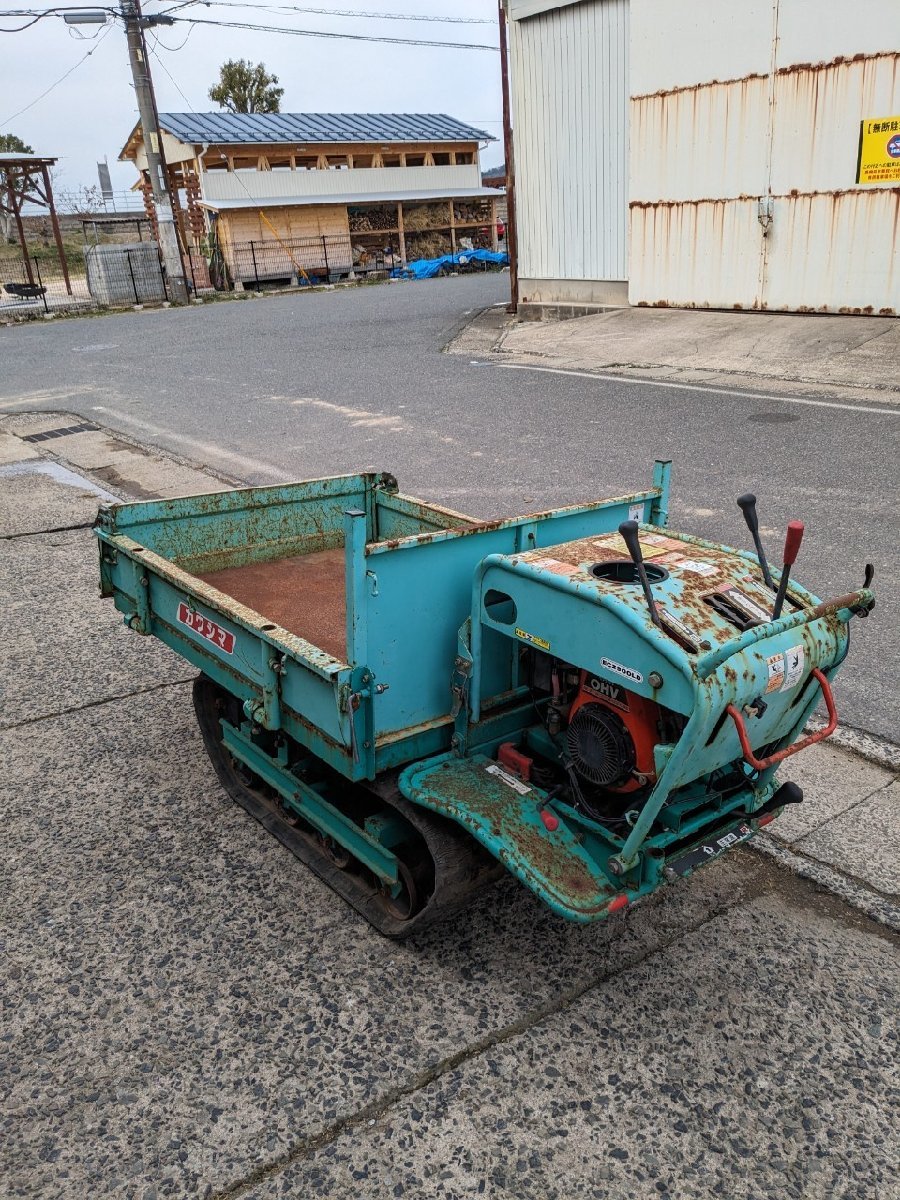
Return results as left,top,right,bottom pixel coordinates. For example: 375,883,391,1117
7,179,35,286
397,202,406,266
449,198,457,254
42,165,73,294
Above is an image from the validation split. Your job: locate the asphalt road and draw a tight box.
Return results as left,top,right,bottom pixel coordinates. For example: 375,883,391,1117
1,276,897,741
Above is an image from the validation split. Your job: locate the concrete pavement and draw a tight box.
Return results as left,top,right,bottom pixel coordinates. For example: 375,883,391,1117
1,419,899,1199
494,306,900,404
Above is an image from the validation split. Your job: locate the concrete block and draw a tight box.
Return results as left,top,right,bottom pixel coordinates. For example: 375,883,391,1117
797,780,900,895
0,461,116,536
0,527,188,726
768,742,894,843
0,431,39,465
244,894,900,1200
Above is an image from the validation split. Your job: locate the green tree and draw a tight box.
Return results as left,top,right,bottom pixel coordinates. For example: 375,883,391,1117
208,60,284,114
0,133,35,243
0,133,33,155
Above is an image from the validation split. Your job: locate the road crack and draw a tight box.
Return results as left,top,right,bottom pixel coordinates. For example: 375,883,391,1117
0,676,196,733
210,891,753,1200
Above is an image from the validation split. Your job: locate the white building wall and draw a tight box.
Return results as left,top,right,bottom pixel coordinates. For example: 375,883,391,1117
509,0,629,308
200,163,483,204
629,0,900,313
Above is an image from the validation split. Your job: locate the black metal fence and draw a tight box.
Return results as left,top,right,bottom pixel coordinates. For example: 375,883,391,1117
2,228,505,322
0,245,174,319
220,233,398,290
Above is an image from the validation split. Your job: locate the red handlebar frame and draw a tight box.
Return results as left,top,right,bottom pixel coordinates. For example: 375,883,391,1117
726,668,837,771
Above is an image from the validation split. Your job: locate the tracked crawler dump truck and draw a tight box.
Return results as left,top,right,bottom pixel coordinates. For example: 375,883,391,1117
94,463,874,936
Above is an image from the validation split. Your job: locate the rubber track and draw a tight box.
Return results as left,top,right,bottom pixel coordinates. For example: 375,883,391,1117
193,676,502,938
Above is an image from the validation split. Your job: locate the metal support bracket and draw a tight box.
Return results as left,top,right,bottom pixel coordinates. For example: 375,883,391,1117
220,719,399,885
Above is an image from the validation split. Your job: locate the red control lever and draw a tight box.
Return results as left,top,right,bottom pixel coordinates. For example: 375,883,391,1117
783,520,805,566
772,520,804,619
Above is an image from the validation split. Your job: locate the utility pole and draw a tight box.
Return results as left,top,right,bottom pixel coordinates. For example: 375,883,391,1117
498,0,518,314
120,0,189,303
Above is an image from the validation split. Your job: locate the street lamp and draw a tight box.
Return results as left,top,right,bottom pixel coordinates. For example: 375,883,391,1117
63,11,109,23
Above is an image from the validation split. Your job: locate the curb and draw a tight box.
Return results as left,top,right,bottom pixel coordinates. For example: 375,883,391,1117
750,835,900,933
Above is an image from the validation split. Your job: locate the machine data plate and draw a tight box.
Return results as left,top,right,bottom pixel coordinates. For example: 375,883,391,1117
667,821,753,877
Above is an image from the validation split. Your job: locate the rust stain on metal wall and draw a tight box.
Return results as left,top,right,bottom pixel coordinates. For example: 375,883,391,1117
631,51,898,102
630,43,900,313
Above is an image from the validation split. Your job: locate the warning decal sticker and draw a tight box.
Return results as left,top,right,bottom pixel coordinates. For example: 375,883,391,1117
766,653,785,693
677,559,718,577
485,762,531,795
857,115,900,184
515,626,551,652
781,645,805,692
528,557,579,577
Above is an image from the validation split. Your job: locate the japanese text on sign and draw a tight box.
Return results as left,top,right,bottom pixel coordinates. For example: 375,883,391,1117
177,601,235,654
856,115,900,184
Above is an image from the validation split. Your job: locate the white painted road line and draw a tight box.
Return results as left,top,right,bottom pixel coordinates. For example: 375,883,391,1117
90,407,295,482
494,362,900,417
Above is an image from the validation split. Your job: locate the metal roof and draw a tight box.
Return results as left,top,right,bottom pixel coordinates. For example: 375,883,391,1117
157,112,494,146
200,187,502,211
0,153,57,164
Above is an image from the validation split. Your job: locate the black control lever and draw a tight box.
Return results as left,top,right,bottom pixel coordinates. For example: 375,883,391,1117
863,563,875,589
618,520,662,629
737,493,775,591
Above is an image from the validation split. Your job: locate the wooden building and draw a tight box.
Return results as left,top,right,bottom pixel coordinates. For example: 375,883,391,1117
120,112,501,282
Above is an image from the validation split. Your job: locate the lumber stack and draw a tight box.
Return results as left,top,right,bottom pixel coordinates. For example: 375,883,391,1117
348,206,396,232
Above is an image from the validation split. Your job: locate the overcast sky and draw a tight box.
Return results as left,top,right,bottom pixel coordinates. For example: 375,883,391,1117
0,0,503,193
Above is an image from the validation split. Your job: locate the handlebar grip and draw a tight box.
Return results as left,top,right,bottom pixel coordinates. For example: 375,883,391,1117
736,493,759,534
783,520,804,566
618,519,643,564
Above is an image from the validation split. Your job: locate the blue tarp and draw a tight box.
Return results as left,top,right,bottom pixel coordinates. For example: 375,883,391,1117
394,249,509,280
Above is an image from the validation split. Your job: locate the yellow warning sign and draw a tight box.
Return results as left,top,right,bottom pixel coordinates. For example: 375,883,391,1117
856,115,900,184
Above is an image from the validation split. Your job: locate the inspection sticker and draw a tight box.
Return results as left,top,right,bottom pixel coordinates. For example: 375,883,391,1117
765,653,785,693
678,559,718,577
782,644,805,692
485,763,531,795
515,626,551,651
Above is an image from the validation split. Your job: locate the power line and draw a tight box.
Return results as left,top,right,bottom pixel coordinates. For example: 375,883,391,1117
0,19,113,127
157,1,495,23
0,15,44,29
171,13,498,49
146,30,198,104
149,17,195,49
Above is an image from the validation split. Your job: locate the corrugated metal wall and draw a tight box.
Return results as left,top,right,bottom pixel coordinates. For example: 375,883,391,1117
510,0,629,288
629,0,900,313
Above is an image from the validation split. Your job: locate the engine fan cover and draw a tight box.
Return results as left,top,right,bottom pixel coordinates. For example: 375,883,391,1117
566,673,660,793
566,703,635,787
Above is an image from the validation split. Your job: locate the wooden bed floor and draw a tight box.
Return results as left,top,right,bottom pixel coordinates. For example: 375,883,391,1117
199,548,347,660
